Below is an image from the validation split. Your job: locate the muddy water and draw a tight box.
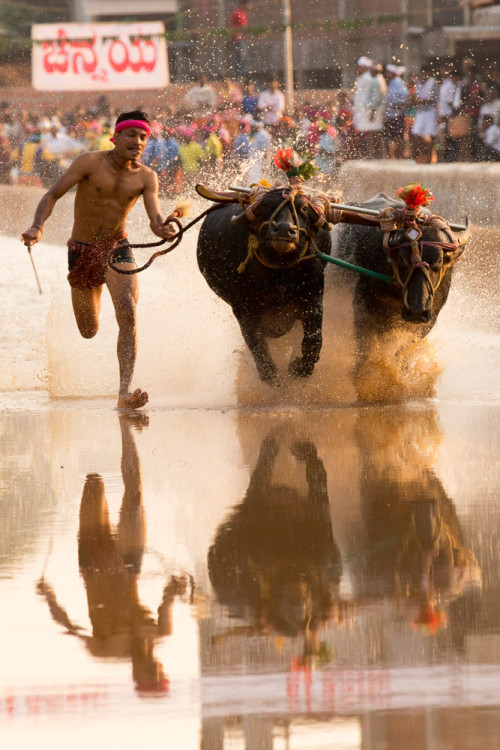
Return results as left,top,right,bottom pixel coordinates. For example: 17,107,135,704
1,201,500,748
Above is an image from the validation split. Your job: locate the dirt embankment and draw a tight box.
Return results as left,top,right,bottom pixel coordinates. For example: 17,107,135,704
337,161,500,229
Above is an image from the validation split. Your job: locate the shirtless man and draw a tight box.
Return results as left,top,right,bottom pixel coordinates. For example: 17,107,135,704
22,110,175,410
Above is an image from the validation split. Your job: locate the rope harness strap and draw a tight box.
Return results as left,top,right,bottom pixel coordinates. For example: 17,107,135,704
383,218,460,308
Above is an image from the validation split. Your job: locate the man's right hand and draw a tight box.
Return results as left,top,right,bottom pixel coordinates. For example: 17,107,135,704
21,226,42,247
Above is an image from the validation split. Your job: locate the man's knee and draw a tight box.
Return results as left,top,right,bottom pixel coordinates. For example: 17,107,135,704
77,320,99,339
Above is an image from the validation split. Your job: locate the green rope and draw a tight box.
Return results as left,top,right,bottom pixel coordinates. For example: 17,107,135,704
316,252,394,284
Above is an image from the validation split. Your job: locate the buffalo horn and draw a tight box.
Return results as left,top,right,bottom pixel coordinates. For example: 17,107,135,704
230,210,249,226
326,199,468,232
453,215,470,246
228,185,251,193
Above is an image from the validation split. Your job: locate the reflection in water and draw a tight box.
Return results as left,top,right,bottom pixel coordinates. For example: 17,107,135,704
209,432,342,660
36,414,193,695
354,407,482,647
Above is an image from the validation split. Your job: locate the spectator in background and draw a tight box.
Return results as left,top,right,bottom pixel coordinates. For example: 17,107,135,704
228,0,250,80
315,120,338,181
352,55,373,157
383,65,408,159
161,126,181,195
242,81,259,119
411,63,439,163
141,121,167,170
39,124,83,186
478,85,500,132
453,58,483,160
178,125,205,189
203,115,224,178
231,118,251,165
437,62,459,162
365,62,387,158
183,76,218,117
257,79,285,127
247,118,272,184
0,123,12,183
480,115,500,161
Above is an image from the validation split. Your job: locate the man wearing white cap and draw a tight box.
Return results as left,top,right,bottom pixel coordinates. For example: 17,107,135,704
364,62,387,158
352,56,374,157
383,64,408,158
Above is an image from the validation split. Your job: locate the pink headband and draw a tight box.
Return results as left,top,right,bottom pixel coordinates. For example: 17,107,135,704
110,119,151,143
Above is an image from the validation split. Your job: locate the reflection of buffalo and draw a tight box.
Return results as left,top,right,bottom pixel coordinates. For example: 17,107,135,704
208,434,340,643
197,189,332,385
334,194,470,400
353,408,480,634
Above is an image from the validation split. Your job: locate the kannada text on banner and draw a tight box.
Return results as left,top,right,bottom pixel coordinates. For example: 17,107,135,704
32,22,169,92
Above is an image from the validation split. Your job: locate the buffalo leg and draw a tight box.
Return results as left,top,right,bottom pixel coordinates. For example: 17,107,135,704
288,304,323,378
237,316,279,385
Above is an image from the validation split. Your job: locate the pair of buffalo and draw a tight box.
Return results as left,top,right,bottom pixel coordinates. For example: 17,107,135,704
196,187,470,395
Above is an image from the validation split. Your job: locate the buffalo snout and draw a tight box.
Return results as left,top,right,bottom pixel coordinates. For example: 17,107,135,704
402,307,432,323
270,221,299,242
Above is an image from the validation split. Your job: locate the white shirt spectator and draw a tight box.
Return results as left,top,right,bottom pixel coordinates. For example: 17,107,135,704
183,81,218,116
485,123,500,153
438,76,456,118
352,70,373,132
42,129,82,157
257,87,285,126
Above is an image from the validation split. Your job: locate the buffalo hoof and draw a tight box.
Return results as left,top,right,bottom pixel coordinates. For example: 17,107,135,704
288,357,314,379
259,368,281,387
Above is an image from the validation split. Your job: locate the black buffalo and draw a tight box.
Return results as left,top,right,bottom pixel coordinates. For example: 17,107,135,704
197,189,332,385
334,193,470,399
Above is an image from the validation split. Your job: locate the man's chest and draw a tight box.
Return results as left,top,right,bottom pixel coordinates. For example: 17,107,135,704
84,170,144,203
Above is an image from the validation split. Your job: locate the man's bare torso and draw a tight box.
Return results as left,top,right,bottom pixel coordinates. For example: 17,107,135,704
72,151,150,242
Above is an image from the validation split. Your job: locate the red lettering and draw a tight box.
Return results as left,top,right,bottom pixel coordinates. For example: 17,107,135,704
129,39,157,73
70,36,98,74
42,37,69,75
108,39,129,73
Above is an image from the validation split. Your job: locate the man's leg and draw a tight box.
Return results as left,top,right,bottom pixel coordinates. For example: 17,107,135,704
71,286,103,338
105,263,148,410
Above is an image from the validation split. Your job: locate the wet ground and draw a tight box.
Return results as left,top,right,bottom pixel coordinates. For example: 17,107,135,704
2,190,500,748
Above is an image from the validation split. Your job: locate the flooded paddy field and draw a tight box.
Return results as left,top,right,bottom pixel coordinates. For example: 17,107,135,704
1,181,500,748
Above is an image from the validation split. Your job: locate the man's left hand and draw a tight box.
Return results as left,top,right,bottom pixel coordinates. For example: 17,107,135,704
151,221,178,241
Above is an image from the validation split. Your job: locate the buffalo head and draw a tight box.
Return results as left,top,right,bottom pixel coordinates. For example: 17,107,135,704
384,217,470,323
230,188,327,267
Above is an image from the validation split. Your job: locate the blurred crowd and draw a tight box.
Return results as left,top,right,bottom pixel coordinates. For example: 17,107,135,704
1,54,500,193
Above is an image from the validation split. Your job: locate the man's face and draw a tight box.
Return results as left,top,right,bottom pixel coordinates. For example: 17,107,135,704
270,80,279,92
114,127,149,160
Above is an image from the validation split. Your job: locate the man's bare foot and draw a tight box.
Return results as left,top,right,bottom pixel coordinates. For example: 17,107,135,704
117,388,149,411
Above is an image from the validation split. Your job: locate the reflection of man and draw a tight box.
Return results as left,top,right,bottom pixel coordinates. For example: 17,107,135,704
37,414,192,694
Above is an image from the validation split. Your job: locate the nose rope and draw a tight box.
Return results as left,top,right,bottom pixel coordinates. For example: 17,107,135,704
238,192,316,273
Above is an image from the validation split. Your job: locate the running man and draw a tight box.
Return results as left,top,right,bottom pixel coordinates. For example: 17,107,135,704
22,110,176,410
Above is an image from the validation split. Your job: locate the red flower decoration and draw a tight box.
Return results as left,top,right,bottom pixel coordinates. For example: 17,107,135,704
395,183,435,210
412,603,447,635
273,147,294,172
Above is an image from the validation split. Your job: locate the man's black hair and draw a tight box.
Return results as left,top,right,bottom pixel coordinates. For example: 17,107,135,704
115,110,150,125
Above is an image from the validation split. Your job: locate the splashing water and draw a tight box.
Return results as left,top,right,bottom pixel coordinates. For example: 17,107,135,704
2,202,500,407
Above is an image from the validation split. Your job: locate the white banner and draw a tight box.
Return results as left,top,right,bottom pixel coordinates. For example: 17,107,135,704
32,22,169,91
